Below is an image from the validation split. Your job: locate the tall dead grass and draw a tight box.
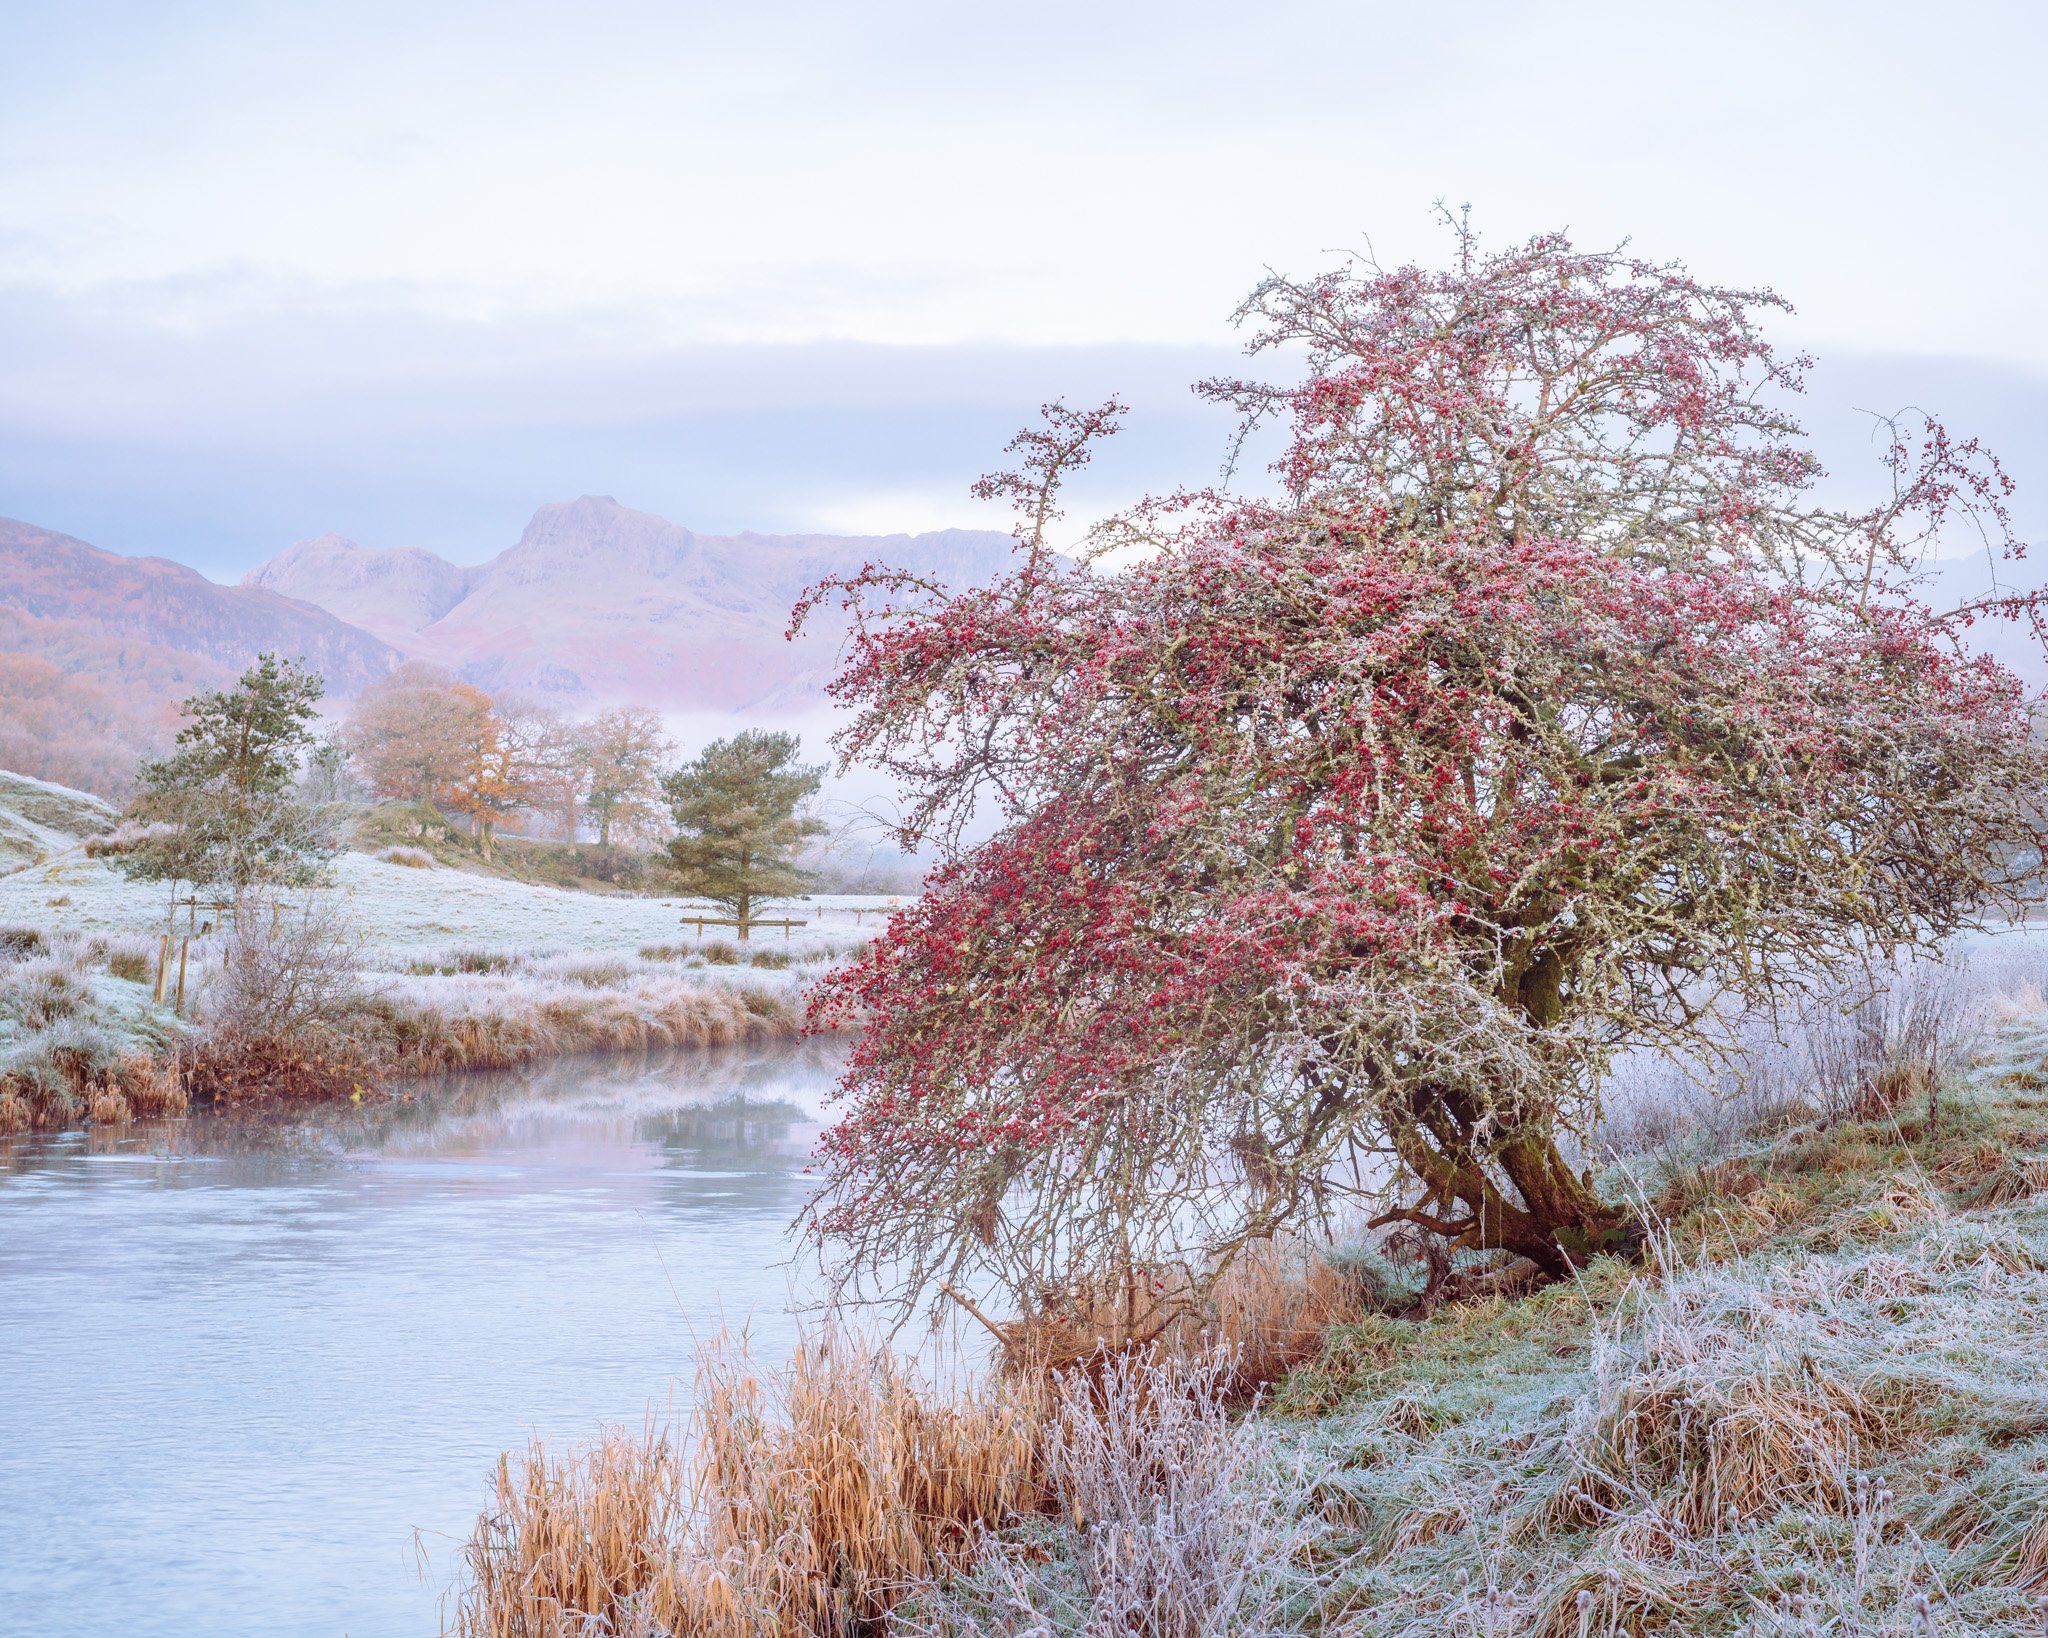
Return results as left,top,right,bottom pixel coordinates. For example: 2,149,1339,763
0,1042,186,1131
452,1327,1334,1638
375,975,797,1077
990,1234,1392,1400
451,1330,1045,1638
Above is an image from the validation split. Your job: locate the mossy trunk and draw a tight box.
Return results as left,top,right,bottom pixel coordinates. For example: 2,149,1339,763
1380,1095,1628,1280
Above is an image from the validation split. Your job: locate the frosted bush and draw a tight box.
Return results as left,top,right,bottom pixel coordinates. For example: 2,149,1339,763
0,957,93,1030
203,894,368,1041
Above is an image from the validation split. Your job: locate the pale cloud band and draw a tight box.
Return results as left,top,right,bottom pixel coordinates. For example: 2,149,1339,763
1,0,2044,576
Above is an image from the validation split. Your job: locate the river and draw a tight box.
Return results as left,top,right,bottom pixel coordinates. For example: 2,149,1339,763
0,1043,843,1638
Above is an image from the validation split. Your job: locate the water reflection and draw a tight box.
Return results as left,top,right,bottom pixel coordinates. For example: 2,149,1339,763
0,1041,843,1638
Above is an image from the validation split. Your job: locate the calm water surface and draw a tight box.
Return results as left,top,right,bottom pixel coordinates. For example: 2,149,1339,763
0,1043,842,1638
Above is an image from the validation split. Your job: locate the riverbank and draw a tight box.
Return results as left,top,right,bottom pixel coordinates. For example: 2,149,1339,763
0,844,882,1131
451,1001,2048,1637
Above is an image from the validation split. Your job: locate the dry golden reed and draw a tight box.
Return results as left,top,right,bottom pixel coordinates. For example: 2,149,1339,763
380,982,798,1078
993,1235,1375,1398
451,1330,1046,1638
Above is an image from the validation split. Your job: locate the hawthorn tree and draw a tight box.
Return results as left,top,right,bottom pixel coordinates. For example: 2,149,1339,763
796,224,2048,1307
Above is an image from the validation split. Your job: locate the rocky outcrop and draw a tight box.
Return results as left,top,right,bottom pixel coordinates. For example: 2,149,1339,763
241,496,1024,710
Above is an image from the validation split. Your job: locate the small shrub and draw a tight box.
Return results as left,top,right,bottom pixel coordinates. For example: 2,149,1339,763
204,895,365,1041
1041,1350,1302,1636
572,845,645,886
104,940,156,985
377,845,434,869
83,819,179,859
898,1349,1324,1637
0,959,93,1029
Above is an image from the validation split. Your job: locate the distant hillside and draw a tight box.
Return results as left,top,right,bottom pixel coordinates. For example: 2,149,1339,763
244,496,1023,710
0,501,1027,800
0,768,117,873
0,517,403,692
0,606,233,798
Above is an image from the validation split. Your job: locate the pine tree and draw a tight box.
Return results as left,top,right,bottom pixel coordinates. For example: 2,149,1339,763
123,653,336,918
661,731,825,937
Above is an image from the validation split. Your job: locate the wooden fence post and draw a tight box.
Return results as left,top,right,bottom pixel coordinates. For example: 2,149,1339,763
175,939,190,1015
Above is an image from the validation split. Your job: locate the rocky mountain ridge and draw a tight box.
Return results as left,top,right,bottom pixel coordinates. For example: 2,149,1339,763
241,495,1022,709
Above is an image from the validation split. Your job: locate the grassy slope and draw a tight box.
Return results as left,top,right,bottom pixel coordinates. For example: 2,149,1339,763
346,801,657,893
0,769,117,872
1259,1025,2048,1637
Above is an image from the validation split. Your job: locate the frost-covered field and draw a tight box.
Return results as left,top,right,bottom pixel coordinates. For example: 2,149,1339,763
0,846,898,965
0,844,902,1124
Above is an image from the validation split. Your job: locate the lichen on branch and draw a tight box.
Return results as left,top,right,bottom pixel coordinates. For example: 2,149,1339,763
796,220,2048,1306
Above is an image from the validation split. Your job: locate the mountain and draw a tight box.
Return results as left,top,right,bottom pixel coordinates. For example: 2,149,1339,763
242,496,1023,711
0,517,412,797
0,606,232,798
0,518,403,691
243,532,471,648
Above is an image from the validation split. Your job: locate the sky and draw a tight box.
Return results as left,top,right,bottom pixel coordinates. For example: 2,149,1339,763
2,0,2045,580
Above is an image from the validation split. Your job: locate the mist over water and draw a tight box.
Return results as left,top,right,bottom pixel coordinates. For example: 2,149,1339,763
0,1043,843,1638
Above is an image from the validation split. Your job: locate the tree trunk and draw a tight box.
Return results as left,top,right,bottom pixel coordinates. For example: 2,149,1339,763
1376,1081,1632,1282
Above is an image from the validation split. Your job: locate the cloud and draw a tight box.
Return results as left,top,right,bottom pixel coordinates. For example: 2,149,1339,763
0,283,1254,574
4,0,2046,357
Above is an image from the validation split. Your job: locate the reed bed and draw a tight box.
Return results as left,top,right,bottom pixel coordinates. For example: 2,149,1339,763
451,1323,1343,1638
451,1330,1047,1638
372,969,799,1076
